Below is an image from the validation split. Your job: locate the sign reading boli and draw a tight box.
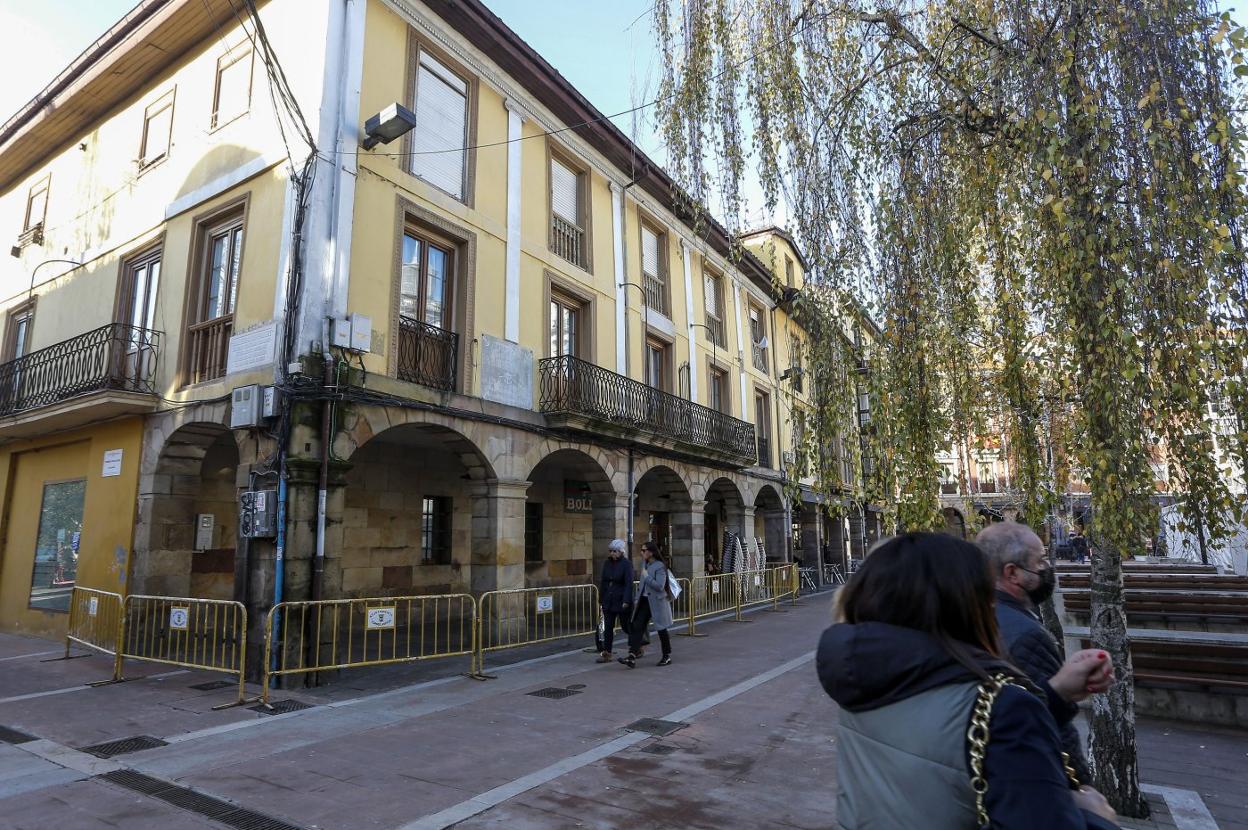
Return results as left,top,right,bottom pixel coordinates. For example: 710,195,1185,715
563,480,593,513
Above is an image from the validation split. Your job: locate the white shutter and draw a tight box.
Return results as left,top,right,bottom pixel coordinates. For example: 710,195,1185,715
550,158,579,223
704,273,719,315
642,227,660,277
412,55,468,198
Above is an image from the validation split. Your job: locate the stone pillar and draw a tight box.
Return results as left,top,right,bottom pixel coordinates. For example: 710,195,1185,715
471,479,530,594
763,509,787,563
741,506,758,567
592,493,630,586
669,500,706,580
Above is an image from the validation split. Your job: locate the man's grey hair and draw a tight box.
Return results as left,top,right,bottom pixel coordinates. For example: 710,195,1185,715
975,522,1043,576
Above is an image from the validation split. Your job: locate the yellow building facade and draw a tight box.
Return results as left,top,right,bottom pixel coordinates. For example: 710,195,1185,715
0,0,834,642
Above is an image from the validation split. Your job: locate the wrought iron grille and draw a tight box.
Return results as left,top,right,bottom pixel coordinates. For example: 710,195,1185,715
551,214,585,268
0,323,160,417
397,315,458,391
539,355,756,460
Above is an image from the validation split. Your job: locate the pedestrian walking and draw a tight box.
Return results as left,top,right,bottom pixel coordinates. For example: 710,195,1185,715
597,539,634,663
977,521,1111,783
619,540,673,668
817,532,1119,829
1071,531,1090,564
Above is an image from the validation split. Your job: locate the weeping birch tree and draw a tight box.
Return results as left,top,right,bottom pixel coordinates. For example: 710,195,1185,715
655,0,1248,816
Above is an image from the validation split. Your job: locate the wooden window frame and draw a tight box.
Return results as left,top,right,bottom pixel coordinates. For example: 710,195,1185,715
644,331,674,393
638,212,671,317
139,88,176,171
420,495,453,565
702,265,727,347
543,270,595,361
403,30,478,207
399,225,456,330
2,299,36,362
22,175,50,236
754,387,773,467
705,355,731,416
179,196,248,386
211,47,254,130
546,142,593,272
748,301,769,373
784,255,795,288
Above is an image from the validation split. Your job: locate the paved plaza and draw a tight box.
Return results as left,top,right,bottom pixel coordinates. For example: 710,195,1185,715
0,592,1243,830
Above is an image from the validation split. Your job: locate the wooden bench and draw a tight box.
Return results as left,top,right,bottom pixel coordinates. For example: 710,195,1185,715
1058,573,1248,591
1064,627,1248,696
1060,589,1248,630
1056,562,1218,575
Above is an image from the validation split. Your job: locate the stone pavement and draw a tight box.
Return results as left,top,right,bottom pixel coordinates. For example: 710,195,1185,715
0,594,1244,830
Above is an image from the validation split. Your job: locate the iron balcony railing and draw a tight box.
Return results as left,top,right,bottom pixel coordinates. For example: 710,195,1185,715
539,355,756,460
551,214,585,269
397,315,458,392
0,323,160,417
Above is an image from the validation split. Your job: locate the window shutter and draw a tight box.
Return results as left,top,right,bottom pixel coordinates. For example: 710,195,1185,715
642,227,660,278
412,55,468,198
704,274,719,315
550,158,579,223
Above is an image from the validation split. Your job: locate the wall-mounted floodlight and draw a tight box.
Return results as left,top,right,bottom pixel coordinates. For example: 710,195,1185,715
362,103,418,150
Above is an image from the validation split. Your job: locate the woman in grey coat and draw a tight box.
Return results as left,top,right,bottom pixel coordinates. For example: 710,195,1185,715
620,540,673,668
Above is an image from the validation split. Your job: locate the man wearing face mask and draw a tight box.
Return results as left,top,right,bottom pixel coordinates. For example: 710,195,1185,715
977,522,1115,784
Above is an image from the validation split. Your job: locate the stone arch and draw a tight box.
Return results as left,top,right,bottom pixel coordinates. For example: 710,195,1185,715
336,405,497,483
132,420,243,599
701,476,747,574
751,482,787,564
632,455,694,496
634,463,697,576
522,447,622,588
943,507,967,539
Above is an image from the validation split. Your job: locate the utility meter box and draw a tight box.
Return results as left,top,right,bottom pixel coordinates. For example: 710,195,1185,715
240,490,278,538
230,385,260,428
194,514,215,551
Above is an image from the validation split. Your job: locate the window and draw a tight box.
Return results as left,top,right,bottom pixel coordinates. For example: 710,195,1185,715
410,50,469,199
645,337,670,392
27,479,86,613
23,176,50,237
749,304,769,372
788,335,803,393
708,366,728,413
524,502,543,563
550,155,587,268
641,223,668,316
703,270,726,347
420,496,453,564
785,255,795,288
3,302,34,362
549,292,582,358
186,209,243,384
122,248,161,335
755,391,772,468
212,49,253,128
401,230,453,329
140,90,175,169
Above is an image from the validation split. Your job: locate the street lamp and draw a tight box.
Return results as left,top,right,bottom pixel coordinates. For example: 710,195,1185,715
362,103,418,150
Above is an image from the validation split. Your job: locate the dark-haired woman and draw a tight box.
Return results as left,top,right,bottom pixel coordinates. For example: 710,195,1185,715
620,540,673,668
817,532,1119,829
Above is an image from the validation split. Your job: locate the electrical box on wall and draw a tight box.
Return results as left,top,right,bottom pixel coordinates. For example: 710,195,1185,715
349,313,372,353
194,514,215,551
261,385,280,418
331,318,352,349
231,385,259,428
240,490,278,538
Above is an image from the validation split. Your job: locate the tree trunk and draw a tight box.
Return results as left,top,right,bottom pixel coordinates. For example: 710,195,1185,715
1087,534,1149,817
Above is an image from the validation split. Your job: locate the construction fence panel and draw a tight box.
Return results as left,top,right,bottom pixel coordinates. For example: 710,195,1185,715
476,584,600,673
64,587,125,672
120,594,247,705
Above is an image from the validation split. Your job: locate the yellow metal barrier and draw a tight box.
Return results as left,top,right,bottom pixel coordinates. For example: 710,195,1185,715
738,568,775,611
120,594,248,707
768,564,798,608
262,593,477,703
476,584,599,675
64,587,125,678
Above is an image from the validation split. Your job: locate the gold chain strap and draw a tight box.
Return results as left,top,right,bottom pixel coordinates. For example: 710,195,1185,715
967,674,1082,827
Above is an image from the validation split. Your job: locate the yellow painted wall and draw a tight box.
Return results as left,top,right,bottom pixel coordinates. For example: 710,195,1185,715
0,417,144,638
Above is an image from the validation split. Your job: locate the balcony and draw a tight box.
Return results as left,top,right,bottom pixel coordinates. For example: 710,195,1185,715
551,215,585,269
643,273,668,317
539,355,756,466
186,315,231,384
979,480,998,494
940,482,960,495
397,315,457,392
0,323,161,437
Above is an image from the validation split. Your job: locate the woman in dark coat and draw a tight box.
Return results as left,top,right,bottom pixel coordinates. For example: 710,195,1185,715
597,539,634,662
816,532,1120,829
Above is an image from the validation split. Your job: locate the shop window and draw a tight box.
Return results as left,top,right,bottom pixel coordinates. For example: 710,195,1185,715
27,479,86,613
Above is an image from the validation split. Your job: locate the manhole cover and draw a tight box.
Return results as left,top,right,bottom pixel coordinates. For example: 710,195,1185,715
0,725,35,744
566,684,587,690
625,718,687,736
80,735,168,758
640,743,677,755
248,699,315,716
189,680,235,691
526,687,582,700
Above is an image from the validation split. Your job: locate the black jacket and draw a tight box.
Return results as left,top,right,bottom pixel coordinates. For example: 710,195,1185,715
995,589,1091,783
599,556,634,613
818,622,1118,829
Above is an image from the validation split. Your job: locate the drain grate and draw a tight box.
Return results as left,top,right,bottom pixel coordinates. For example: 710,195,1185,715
0,725,36,744
189,679,235,691
626,718,688,737
526,687,582,700
80,735,169,758
248,699,315,716
640,743,677,755
99,770,304,830
99,769,176,796
566,684,587,691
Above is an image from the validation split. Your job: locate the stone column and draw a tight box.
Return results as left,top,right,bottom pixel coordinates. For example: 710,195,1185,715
762,509,787,563
741,506,758,567
669,500,706,580
592,493,630,586
470,479,531,594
